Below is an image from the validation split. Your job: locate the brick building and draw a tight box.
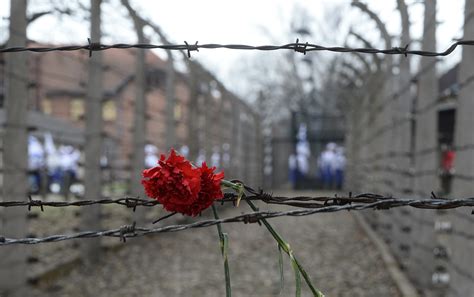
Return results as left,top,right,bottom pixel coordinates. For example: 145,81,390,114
0,42,262,187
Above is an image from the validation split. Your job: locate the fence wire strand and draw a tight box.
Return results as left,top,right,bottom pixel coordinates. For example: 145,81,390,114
1,39,474,57
0,193,473,245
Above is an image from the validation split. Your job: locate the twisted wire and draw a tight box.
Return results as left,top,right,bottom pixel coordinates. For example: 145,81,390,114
1,40,473,57
0,193,473,245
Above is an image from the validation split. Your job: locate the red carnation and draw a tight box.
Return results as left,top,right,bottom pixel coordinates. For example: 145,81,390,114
141,150,225,216
142,149,201,216
190,162,225,216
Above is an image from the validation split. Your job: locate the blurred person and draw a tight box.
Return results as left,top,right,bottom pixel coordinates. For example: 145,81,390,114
320,142,336,189
296,153,309,176
28,135,45,194
288,153,297,188
441,144,455,173
316,154,324,185
145,144,159,168
211,146,221,169
334,146,346,190
222,143,231,169
179,145,190,159
44,133,62,193
196,149,206,166
295,124,311,188
440,144,455,194
59,145,80,198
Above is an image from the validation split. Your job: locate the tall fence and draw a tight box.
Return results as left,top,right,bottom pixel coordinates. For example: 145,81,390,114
1,38,474,295
345,1,474,296
1,1,474,296
0,44,262,296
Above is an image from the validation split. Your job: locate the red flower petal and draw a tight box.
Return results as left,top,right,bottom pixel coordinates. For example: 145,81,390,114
142,149,202,216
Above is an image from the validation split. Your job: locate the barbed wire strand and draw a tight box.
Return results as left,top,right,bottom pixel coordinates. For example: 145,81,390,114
0,194,473,245
1,39,474,57
1,192,474,210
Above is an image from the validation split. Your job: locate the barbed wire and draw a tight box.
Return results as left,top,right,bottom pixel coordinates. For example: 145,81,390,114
3,29,164,78
1,192,474,211
353,65,473,145
1,39,474,57
0,193,473,245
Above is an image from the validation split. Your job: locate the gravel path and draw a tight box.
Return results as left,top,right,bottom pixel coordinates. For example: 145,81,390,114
30,191,401,297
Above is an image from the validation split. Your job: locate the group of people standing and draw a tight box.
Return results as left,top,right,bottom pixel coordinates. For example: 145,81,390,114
28,134,81,196
288,141,346,190
287,124,346,189
317,142,346,190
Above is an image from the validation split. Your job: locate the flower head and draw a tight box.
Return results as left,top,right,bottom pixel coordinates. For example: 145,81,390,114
142,149,224,216
142,149,201,215
192,162,225,215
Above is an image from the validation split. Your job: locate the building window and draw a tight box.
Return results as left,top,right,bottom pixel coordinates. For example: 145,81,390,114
103,100,117,121
174,102,182,121
70,99,84,121
146,68,166,90
42,98,53,115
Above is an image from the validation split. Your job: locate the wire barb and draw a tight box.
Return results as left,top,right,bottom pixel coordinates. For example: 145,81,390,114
0,194,473,246
28,195,44,212
1,39,473,57
294,38,308,55
119,222,136,243
184,41,199,58
87,38,101,57
393,43,410,57
124,198,138,212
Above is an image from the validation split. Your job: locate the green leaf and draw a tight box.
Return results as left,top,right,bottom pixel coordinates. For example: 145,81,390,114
291,256,301,297
220,233,231,297
294,258,325,297
245,200,325,297
212,205,231,297
222,233,229,259
278,244,285,294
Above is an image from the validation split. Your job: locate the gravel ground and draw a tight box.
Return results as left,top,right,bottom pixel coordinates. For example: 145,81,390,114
28,191,401,297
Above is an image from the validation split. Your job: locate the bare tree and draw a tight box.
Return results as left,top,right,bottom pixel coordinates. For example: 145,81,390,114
81,0,103,261
141,22,177,150
0,1,29,295
351,0,393,194
131,15,204,160
395,0,414,191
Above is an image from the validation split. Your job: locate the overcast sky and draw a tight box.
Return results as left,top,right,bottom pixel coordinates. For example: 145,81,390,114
0,0,467,95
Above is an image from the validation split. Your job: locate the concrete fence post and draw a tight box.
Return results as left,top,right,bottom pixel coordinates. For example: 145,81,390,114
412,0,438,292
450,0,474,295
0,0,29,295
82,0,103,261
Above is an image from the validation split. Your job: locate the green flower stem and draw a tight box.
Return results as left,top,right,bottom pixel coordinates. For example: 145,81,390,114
221,179,245,206
246,200,325,297
212,204,231,297
221,179,241,191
